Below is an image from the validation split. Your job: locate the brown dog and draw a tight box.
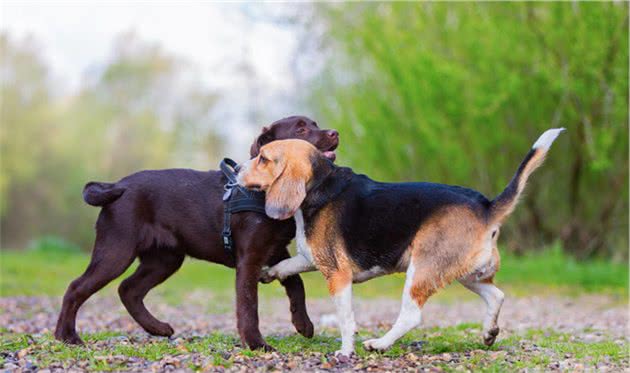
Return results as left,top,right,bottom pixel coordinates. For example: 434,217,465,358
54,116,339,351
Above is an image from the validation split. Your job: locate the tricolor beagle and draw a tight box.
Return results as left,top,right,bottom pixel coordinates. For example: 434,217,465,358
237,128,564,356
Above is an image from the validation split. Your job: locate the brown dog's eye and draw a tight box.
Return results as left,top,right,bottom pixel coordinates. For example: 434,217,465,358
296,127,307,135
259,155,268,164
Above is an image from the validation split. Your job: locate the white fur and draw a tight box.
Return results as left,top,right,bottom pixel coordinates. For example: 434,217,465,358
461,280,504,337
532,128,565,151
266,255,315,281
363,262,422,351
294,210,314,262
263,210,316,280
333,284,356,356
235,160,252,186
353,266,387,283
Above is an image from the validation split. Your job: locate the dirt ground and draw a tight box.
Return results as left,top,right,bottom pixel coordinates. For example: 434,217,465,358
1,294,628,372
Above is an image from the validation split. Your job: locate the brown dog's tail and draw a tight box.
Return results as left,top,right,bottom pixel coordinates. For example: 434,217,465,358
83,181,125,206
489,128,565,225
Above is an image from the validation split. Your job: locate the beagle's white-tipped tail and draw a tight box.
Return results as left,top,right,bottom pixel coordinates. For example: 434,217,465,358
490,128,565,224
533,128,566,151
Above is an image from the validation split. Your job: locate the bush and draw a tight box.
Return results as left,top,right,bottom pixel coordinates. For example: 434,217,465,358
27,236,82,256
310,2,629,259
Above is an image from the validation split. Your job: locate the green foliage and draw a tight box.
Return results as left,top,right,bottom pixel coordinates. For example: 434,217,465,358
310,2,628,259
497,242,629,294
26,236,82,255
0,33,221,249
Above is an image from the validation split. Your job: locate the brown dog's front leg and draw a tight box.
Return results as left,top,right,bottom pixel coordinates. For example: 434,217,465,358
235,261,273,351
279,274,314,338
268,249,314,338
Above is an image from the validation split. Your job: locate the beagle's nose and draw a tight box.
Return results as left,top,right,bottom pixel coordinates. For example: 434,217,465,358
327,130,339,139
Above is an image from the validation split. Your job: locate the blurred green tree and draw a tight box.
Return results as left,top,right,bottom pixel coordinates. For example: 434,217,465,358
0,33,221,249
310,2,628,259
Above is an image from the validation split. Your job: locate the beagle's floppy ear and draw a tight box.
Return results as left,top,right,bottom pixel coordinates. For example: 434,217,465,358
265,170,306,220
250,126,272,158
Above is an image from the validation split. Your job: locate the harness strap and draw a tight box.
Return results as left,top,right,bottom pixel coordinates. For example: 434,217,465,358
220,158,240,185
220,158,266,255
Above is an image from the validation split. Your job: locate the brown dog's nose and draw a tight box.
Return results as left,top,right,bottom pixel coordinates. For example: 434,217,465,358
327,130,339,139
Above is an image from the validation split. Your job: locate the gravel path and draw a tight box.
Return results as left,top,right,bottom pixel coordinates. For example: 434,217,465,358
2,294,627,338
1,294,628,371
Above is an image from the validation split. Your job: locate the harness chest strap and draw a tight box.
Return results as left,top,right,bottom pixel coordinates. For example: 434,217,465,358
220,158,266,253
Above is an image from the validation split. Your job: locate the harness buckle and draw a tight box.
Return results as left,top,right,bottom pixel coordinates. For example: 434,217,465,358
222,230,232,251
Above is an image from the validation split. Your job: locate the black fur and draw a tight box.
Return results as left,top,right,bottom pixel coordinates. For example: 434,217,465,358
302,163,492,272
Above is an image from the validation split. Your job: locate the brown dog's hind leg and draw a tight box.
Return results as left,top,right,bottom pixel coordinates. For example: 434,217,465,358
267,248,314,338
55,239,136,345
118,251,184,337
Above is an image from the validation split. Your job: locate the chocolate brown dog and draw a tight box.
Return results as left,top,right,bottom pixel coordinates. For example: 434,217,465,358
54,116,339,351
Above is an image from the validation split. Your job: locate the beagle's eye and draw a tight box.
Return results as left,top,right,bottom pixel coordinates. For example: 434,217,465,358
259,155,268,164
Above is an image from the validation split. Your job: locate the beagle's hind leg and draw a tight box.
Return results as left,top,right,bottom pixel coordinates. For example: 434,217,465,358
459,244,504,346
459,277,504,346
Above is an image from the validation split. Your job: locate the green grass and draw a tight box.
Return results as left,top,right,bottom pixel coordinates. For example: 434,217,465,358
1,325,626,371
1,244,627,301
497,244,628,295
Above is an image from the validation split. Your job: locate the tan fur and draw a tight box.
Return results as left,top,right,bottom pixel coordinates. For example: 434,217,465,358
404,206,492,307
307,205,344,272
492,149,546,224
327,269,353,295
239,140,317,220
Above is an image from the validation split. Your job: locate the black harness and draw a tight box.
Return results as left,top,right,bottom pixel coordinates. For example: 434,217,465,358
220,158,266,253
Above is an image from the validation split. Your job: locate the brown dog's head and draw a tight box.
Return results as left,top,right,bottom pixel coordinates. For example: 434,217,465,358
249,116,338,161
238,139,325,220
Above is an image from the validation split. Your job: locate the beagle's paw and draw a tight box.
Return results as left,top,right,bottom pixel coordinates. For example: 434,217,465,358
334,348,354,360
259,268,277,284
483,327,500,346
363,338,392,351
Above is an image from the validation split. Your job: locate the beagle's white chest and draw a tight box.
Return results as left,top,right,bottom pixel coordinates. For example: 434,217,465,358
294,209,315,263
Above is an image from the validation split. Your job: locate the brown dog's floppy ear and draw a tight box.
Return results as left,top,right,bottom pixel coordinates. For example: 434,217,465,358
250,126,272,158
265,172,306,220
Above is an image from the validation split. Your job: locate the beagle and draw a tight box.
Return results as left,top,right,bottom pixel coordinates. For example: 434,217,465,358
237,128,564,356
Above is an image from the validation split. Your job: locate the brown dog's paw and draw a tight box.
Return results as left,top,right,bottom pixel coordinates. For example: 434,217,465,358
249,342,276,352
55,331,84,345
146,322,175,337
483,327,500,346
293,314,314,338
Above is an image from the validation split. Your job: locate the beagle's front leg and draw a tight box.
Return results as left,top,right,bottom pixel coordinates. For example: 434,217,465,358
327,270,355,357
260,254,316,283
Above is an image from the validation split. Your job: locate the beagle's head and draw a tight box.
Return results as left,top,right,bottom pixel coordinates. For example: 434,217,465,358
238,139,325,220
